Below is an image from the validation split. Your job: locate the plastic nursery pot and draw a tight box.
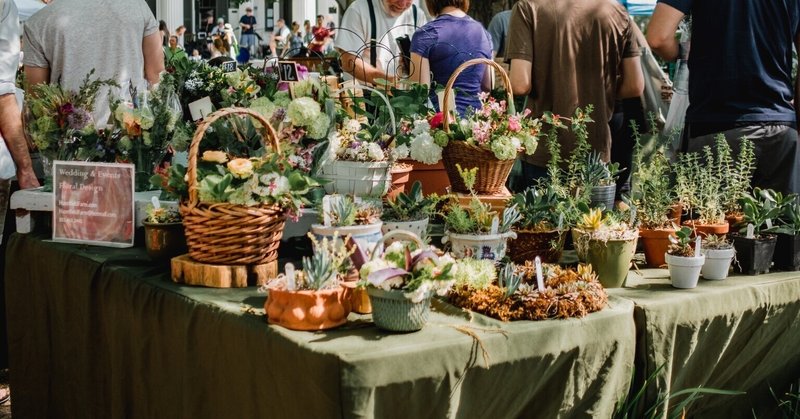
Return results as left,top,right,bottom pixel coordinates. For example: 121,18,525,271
773,233,800,271
367,287,432,332
701,248,735,280
401,159,450,196
143,222,187,262
386,162,414,200
682,220,729,238
639,228,675,268
382,218,429,242
590,184,616,211
666,253,705,289
442,231,517,261
507,229,566,264
265,286,351,331
731,234,777,275
585,237,638,288
311,223,384,255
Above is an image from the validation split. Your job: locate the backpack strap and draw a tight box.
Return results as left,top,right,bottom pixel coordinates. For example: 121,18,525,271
367,0,377,68
413,4,417,27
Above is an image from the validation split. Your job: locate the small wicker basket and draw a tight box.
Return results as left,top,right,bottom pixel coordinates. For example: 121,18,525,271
441,58,516,194
180,107,286,265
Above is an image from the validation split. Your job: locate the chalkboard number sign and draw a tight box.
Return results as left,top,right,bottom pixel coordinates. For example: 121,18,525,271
221,60,237,73
278,61,300,82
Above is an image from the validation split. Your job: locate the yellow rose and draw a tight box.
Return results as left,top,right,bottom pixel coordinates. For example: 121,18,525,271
202,150,228,164
227,158,254,179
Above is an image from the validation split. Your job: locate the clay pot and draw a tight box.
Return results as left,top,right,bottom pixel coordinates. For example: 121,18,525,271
507,229,566,264
402,159,450,196
725,213,745,231
341,270,372,314
666,253,705,289
265,286,351,331
683,220,729,238
143,222,187,262
669,203,683,225
387,162,413,200
639,227,675,268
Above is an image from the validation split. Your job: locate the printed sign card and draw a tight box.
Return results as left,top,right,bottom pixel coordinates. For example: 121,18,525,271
278,61,300,82
52,161,135,248
188,96,214,121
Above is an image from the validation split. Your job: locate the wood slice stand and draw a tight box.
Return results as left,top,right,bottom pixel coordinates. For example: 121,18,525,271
453,186,512,214
171,254,278,288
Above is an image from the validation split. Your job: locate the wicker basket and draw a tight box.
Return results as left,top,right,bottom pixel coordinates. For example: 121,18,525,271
180,107,286,265
441,58,516,194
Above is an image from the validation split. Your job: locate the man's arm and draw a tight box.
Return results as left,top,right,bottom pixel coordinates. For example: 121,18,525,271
23,66,48,87
509,59,532,96
339,50,394,85
646,3,685,61
0,94,38,189
617,56,644,99
142,31,164,85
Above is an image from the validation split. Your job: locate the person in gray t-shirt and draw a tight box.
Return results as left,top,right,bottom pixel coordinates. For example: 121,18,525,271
487,10,512,57
22,0,164,124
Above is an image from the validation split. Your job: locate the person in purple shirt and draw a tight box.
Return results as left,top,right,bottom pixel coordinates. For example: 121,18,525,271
409,0,492,116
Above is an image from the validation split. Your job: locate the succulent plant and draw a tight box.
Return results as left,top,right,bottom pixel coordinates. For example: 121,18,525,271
667,226,695,257
383,181,439,222
498,263,522,299
509,186,563,231
703,234,733,250
582,151,622,187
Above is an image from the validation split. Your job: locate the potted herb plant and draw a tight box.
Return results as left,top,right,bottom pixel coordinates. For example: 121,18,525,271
574,208,638,288
583,151,623,210
716,136,756,228
311,195,384,253
264,234,352,331
357,230,457,332
382,181,438,240
629,132,676,268
675,147,728,237
506,186,567,264
772,197,800,271
701,234,735,280
665,226,705,288
143,203,186,262
731,188,781,275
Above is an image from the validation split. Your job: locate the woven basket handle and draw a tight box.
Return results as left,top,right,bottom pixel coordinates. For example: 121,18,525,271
370,230,425,261
186,107,281,208
442,58,515,134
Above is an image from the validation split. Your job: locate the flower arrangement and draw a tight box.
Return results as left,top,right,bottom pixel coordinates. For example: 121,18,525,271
329,118,392,162
394,115,448,164
25,71,118,164
144,205,181,224
160,150,320,218
448,262,608,321
358,241,457,303
436,92,540,161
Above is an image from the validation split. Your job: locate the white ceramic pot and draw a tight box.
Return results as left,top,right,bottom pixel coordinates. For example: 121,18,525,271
701,248,735,280
665,253,706,289
442,231,517,261
320,160,391,197
382,218,428,242
311,223,384,254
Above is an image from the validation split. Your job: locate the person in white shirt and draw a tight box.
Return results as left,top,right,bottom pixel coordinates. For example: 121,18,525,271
269,18,290,57
336,0,426,85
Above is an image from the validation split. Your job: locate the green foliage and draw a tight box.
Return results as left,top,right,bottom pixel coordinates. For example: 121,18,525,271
452,258,497,289
716,136,756,215
498,263,522,299
443,198,518,235
667,225,694,257
629,121,675,229
510,185,563,231
144,205,181,224
330,195,357,227
774,198,800,235
443,205,477,234
383,181,439,222
302,248,337,290
739,188,792,237
456,164,478,193
675,146,724,224
582,151,623,187
702,234,732,250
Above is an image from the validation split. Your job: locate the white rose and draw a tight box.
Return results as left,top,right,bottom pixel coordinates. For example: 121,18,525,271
367,142,386,161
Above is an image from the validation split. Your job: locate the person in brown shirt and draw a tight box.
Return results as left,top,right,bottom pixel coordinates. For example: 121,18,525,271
506,0,644,181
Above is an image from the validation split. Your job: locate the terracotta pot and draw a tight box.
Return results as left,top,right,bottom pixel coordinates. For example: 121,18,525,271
639,227,675,268
387,162,413,200
683,220,729,238
143,222,187,262
507,229,566,264
725,213,744,231
341,270,372,314
669,203,683,225
402,159,450,196
265,286,350,331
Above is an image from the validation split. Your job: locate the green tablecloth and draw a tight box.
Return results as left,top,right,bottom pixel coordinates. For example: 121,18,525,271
610,269,800,417
5,234,636,418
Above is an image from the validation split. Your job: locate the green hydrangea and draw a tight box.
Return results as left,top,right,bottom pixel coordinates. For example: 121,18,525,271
433,130,449,148
287,97,322,127
307,114,331,139
118,136,133,152
490,135,518,160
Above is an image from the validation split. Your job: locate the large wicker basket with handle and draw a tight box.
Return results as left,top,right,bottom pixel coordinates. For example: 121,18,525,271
441,58,516,194
180,107,286,265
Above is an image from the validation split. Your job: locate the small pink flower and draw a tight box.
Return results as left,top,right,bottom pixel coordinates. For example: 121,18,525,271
508,116,521,132
523,109,532,117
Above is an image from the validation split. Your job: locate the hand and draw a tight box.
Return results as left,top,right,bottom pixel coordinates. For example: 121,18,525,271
16,168,40,190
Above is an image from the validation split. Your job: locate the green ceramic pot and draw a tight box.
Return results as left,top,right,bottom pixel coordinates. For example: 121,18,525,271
585,237,637,288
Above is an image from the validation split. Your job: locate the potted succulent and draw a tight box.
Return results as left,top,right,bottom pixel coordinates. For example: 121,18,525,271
583,151,623,210
665,226,705,288
731,188,782,275
772,197,800,271
506,186,567,264
675,147,728,237
264,233,352,331
574,208,638,288
143,203,186,262
382,181,439,240
629,133,676,268
311,195,384,253
701,234,735,280
356,230,457,332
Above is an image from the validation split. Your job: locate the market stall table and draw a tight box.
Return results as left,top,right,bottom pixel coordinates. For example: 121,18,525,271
609,270,800,417
5,234,636,418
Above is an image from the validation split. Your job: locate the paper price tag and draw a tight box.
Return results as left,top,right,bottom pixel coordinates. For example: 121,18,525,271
694,236,702,257
746,224,755,239
151,196,161,209
557,213,564,231
322,195,333,227
188,96,213,121
490,216,499,235
285,263,296,291
766,219,773,230
534,257,545,291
